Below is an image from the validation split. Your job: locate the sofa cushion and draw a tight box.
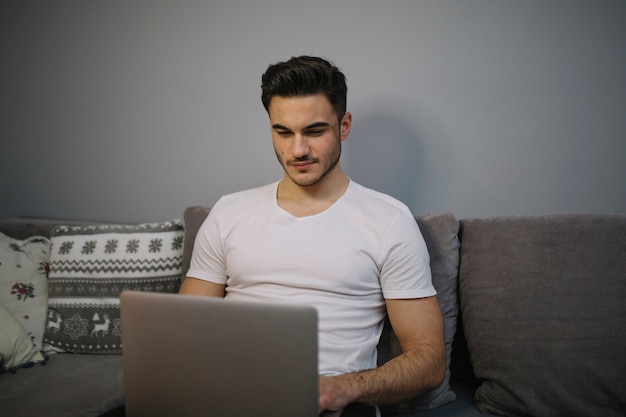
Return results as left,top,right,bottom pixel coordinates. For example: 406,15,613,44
0,352,124,417
0,303,47,372
379,212,460,414
183,207,461,414
182,206,212,277
0,232,51,350
44,220,184,354
459,214,626,416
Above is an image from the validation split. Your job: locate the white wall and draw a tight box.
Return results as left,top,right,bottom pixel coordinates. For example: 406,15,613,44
2,0,625,222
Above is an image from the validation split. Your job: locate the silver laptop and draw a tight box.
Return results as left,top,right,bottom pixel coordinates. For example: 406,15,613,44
120,291,318,417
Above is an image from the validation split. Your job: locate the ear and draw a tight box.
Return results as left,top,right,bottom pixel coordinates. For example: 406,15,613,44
340,112,352,141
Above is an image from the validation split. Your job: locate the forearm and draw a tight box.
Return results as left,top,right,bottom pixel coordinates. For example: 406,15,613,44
319,296,446,413
352,346,441,402
319,342,445,411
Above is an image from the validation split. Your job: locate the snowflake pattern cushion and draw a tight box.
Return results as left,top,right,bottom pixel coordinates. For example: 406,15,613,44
0,232,51,351
44,220,184,354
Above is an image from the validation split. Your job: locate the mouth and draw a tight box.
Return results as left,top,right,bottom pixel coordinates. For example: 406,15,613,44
289,159,316,171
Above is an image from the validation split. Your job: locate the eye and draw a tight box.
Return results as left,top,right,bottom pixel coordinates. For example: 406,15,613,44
306,129,325,137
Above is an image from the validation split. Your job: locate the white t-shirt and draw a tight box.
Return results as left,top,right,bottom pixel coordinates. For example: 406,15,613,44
187,180,435,375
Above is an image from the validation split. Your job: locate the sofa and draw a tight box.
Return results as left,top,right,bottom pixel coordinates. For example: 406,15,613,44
0,208,624,417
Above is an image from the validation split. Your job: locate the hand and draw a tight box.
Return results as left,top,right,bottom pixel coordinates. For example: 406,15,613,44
318,374,355,414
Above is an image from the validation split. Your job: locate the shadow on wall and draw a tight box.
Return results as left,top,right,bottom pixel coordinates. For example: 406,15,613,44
344,111,424,208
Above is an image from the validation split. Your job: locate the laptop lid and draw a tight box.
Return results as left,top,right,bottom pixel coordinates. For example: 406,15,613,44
120,291,318,417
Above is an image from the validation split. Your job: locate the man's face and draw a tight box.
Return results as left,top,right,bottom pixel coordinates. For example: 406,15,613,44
268,94,351,188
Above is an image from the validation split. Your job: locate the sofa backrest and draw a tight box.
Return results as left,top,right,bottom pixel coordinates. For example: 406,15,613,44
458,213,626,416
0,217,116,240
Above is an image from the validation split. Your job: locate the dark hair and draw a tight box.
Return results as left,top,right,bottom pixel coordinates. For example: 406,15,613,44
261,56,347,120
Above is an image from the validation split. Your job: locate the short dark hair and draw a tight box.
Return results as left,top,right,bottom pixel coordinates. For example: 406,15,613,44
261,56,347,119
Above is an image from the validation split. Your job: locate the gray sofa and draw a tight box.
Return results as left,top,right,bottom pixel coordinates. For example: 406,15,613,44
0,209,624,417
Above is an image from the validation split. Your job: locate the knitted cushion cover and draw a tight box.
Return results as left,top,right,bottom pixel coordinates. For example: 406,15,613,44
44,220,184,354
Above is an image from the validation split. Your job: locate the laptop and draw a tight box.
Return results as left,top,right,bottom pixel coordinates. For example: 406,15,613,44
120,291,319,417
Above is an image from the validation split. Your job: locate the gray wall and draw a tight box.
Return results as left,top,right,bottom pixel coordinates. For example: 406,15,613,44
2,0,625,222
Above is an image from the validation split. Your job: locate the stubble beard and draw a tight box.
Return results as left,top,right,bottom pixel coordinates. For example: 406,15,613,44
276,138,342,188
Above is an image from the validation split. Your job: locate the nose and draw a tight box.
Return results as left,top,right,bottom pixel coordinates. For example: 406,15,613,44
292,134,310,158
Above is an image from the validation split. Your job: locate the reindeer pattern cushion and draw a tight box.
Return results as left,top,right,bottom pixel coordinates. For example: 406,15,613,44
44,220,184,354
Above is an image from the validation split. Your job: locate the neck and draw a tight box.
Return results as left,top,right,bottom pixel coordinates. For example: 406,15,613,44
277,169,349,217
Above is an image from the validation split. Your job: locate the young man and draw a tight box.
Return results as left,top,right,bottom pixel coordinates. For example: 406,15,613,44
180,56,445,416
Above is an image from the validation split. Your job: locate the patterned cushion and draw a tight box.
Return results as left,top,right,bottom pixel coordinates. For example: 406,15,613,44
44,220,184,354
0,302,47,372
0,232,51,350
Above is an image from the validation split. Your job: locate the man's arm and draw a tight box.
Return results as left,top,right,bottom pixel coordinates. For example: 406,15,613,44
318,296,445,413
179,276,226,297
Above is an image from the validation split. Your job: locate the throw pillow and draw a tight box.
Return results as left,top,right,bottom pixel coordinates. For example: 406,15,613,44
182,206,212,276
0,302,47,373
44,220,184,354
0,232,51,350
459,214,626,416
378,212,460,414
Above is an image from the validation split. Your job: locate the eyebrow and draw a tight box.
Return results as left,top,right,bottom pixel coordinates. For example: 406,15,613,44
272,122,331,131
